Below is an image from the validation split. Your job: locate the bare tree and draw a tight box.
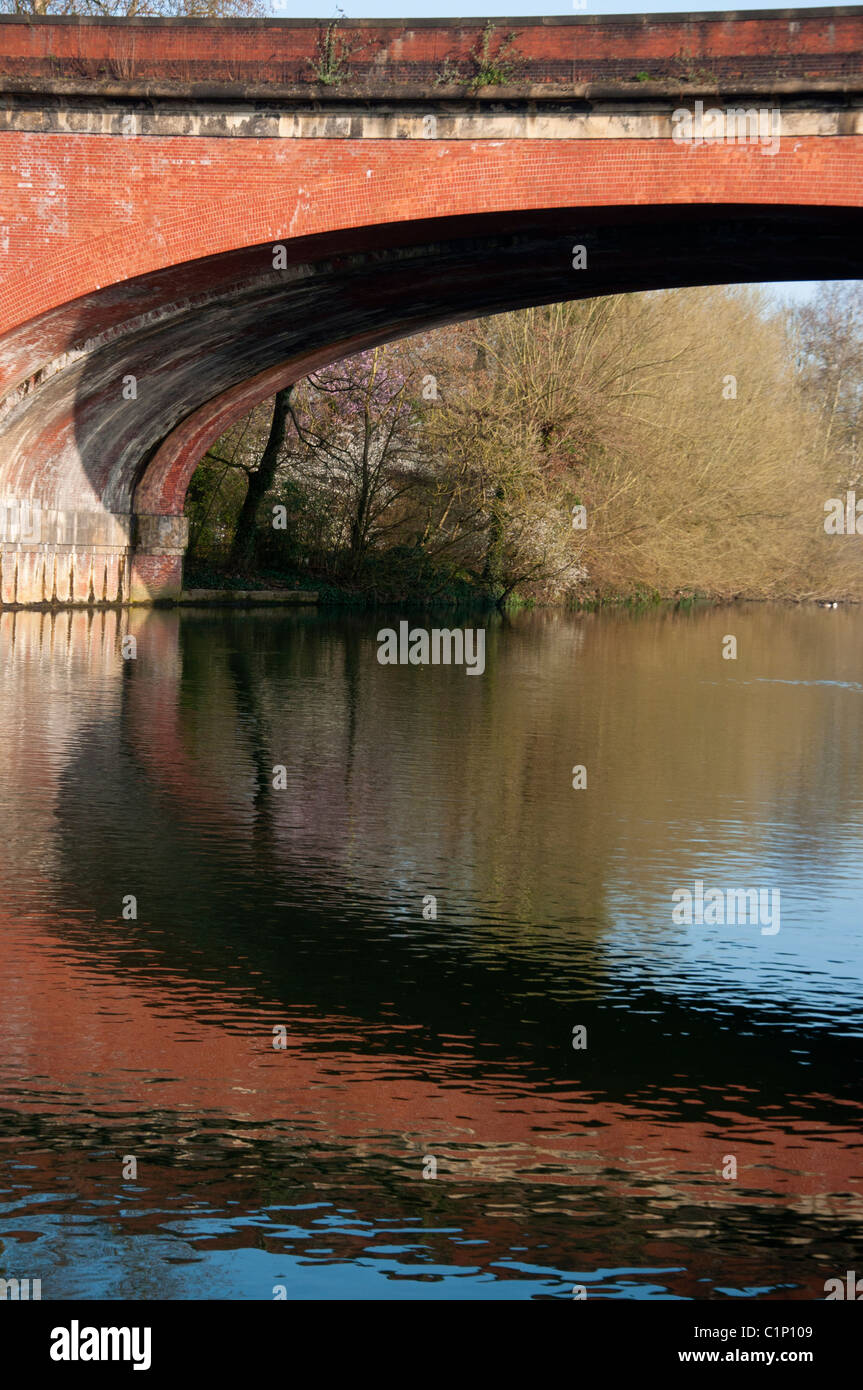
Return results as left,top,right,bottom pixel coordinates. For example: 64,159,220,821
2,0,264,16
792,281,863,480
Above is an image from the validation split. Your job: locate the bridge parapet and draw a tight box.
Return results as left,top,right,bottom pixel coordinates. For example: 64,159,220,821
0,11,862,97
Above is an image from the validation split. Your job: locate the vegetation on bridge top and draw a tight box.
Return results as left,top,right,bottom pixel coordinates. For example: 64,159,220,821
0,5,860,93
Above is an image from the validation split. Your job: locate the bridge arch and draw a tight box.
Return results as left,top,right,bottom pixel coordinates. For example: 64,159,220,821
0,11,861,603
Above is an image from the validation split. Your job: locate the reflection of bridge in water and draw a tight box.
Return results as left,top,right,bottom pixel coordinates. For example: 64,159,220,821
1,607,861,1298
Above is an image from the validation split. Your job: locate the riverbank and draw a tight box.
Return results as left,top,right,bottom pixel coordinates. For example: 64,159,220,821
181,563,855,614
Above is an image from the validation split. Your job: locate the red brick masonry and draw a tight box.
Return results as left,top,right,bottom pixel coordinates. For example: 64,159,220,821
0,10,861,87
0,12,860,605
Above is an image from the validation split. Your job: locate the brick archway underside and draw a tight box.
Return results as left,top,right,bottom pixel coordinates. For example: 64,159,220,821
2,161,863,603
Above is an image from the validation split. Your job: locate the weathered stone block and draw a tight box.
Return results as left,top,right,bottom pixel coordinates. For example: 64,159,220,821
134,514,190,556
0,551,17,605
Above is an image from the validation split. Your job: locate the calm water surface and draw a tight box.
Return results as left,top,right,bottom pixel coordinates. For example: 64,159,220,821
1,603,861,1299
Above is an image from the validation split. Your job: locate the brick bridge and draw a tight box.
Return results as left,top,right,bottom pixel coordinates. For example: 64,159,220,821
0,9,861,606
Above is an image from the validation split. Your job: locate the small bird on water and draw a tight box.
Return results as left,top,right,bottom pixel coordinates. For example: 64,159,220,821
817,600,839,609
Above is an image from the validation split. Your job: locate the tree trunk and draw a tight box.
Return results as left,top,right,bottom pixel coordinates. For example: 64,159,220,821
482,485,506,589
347,401,373,579
229,387,292,572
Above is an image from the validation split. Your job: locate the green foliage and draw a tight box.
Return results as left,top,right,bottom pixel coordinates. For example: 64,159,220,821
185,453,246,562
308,14,354,87
469,24,523,88
183,561,269,592
436,23,524,89
357,545,491,606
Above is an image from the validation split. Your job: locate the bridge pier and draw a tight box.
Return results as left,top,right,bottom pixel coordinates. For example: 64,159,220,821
129,515,189,605
0,508,187,607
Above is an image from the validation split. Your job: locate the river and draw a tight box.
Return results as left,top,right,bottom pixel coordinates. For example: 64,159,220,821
0,602,861,1299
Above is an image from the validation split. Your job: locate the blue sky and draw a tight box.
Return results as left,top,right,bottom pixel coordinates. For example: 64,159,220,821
275,2,847,16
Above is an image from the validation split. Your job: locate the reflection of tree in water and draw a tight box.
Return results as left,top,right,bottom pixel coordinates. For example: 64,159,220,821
3,606,863,1298
38,606,863,1115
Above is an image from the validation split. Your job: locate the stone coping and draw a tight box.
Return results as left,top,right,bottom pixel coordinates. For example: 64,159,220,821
177,588,319,604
